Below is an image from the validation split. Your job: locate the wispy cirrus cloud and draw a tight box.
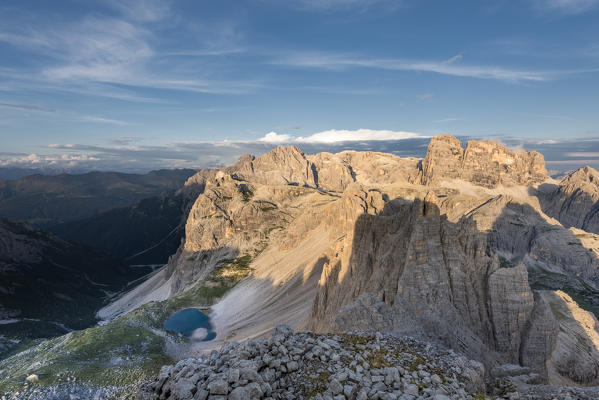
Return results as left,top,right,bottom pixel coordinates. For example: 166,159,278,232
442,54,463,65
110,137,144,145
106,0,172,22
0,99,135,126
75,115,135,126
432,118,462,123
277,0,396,12
0,3,258,102
271,51,598,82
0,102,55,112
532,0,599,15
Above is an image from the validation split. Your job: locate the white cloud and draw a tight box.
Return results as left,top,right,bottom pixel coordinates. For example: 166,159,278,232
442,54,463,65
75,115,135,126
298,129,423,143
259,128,424,144
258,131,294,143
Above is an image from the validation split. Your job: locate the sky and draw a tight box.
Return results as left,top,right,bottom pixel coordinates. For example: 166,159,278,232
1,0,599,173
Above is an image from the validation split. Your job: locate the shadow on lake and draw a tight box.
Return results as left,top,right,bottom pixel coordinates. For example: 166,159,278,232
162,308,216,341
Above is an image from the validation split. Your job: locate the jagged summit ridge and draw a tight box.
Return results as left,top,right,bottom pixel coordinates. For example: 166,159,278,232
183,133,551,193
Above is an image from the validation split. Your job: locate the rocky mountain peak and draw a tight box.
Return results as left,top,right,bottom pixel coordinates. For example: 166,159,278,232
563,165,599,185
420,134,548,188
261,145,305,160
227,145,317,188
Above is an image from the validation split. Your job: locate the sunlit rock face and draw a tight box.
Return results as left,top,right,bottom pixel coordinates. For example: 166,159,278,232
419,134,547,188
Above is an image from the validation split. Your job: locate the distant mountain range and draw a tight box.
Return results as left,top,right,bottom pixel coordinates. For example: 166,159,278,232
49,190,196,265
0,169,196,226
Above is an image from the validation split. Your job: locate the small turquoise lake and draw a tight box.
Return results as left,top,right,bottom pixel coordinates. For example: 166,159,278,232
162,308,216,341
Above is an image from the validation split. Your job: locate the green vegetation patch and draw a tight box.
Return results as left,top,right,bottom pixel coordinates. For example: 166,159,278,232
0,322,172,393
211,255,253,282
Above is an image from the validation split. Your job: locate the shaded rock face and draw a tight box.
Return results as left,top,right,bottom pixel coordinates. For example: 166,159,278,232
420,134,548,188
309,194,551,375
540,166,599,234
468,195,599,288
542,290,599,385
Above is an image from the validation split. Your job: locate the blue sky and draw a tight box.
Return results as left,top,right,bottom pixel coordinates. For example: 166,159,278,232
1,0,599,172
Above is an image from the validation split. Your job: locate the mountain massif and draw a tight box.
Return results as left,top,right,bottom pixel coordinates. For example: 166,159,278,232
4,135,599,399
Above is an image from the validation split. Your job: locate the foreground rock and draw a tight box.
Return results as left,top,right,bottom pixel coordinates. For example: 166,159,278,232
138,325,487,400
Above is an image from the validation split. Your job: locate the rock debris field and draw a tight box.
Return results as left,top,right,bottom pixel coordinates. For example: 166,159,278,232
138,325,488,400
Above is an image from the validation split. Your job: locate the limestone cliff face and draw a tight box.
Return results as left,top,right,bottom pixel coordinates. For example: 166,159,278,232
226,146,418,192
227,146,318,188
420,134,548,188
309,193,549,373
165,170,336,294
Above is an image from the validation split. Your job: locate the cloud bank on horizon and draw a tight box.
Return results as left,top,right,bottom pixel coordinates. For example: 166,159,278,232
2,130,599,179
